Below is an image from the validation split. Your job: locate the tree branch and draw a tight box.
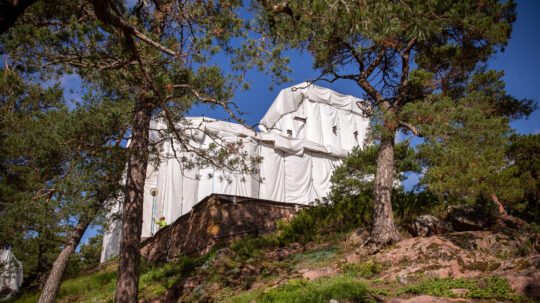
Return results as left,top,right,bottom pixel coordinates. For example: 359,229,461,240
399,120,422,137
344,42,365,72
361,47,386,79
357,77,384,104
90,0,177,56
396,37,417,108
171,84,257,134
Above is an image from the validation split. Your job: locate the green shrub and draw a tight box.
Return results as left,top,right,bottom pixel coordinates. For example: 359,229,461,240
139,256,197,285
342,260,382,279
370,288,390,296
230,235,276,259
257,276,368,303
273,144,446,245
275,190,373,245
401,276,528,301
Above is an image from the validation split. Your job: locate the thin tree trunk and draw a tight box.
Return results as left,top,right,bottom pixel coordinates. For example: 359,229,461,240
490,193,507,215
371,134,401,248
38,217,92,303
114,98,152,303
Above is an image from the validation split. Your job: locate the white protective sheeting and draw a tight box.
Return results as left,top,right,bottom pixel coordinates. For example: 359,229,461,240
258,142,286,201
100,200,122,262
309,152,342,201
274,135,304,156
0,249,23,300
141,164,159,238
283,153,312,203
260,82,369,155
101,83,370,261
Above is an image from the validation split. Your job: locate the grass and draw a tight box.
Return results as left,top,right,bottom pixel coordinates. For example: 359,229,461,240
7,269,118,303
4,293,40,303
229,275,368,303
137,255,204,299
8,256,201,303
57,270,117,301
369,288,390,296
139,256,197,286
342,259,382,279
7,211,534,303
291,245,340,268
400,276,530,301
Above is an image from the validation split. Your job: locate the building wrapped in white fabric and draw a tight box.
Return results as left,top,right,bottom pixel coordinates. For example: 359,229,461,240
101,83,369,262
0,249,23,300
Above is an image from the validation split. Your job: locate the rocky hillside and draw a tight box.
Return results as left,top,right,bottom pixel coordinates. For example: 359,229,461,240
160,218,538,302
10,211,540,303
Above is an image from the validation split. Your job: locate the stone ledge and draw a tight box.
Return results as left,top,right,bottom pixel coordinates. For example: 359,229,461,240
140,194,304,261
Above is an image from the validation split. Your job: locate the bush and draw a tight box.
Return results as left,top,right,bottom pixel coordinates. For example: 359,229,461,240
273,144,447,245
400,276,526,301
139,255,197,286
257,276,368,303
342,260,382,279
275,189,372,245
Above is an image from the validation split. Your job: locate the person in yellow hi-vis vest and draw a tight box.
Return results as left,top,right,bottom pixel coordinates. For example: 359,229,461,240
153,216,167,229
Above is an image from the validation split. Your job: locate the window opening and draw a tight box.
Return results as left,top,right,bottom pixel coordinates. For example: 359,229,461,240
293,116,307,123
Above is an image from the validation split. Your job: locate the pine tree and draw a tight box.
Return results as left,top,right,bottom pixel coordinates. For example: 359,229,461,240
0,66,128,298
257,0,528,248
327,143,422,225
0,67,69,287
504,133,540,221
407,70,535,212
2,0,284,301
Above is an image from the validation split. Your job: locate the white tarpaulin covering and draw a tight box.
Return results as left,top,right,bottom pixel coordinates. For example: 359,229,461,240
100,201,122,263
101,83,370,262
0,249,23,300
260,82,369,155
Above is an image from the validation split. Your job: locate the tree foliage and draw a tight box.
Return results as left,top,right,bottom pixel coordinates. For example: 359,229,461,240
504,133,540,221
65,234,104,278
405,70,533,204
0,67,127,288
257,0,535,246
329,143,420,195
2,0,286,300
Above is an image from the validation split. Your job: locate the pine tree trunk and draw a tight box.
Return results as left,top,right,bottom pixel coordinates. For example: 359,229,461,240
38,217,91,303
490,193,507,215
370,134,401,247
114,98,152,303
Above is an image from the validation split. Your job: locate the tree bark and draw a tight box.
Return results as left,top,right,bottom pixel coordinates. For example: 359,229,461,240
38,216,91,303
370,133,401,247
490,193,507,215
114,98,152,303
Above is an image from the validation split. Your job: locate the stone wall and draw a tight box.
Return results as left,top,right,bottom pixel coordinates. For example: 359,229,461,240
140,194,302,261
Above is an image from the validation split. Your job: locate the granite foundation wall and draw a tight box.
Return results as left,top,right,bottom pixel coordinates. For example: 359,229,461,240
140,194,302,261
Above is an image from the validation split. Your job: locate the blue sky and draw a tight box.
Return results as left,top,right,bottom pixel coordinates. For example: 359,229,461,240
79,0,539,245
488,0,540,134
189,0,539,136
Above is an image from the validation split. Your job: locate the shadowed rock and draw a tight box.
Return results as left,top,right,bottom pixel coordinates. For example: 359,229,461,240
447,205,489,231
412,215,453,237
